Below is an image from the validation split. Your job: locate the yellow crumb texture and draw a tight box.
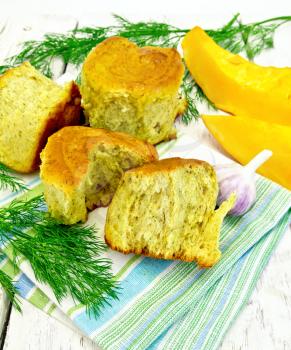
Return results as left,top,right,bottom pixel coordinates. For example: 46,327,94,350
40,126,158,225
0,62,81,173
105,158,234,268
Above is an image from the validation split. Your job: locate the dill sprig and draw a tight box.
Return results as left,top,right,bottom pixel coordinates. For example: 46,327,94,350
0,15,188,78
0,254,21,312
0,195,119,317
112,14,187,47
180,69,200,124
0,163,27,193
206,14,291,59
0,14,290,124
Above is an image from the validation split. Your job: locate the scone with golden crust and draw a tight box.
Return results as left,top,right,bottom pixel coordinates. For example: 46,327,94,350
105,158,235,268
0,62,81,173
40,126,158,225
81,37,185,144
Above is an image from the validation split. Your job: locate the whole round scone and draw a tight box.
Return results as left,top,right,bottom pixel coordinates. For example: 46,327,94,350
81,37,185,144
40,126,158,224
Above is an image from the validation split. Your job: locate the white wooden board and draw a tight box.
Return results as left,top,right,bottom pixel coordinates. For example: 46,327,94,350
3,298,99,350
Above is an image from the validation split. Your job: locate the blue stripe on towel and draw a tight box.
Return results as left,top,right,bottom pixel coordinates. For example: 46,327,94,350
15,273,35,298
74,258,173,334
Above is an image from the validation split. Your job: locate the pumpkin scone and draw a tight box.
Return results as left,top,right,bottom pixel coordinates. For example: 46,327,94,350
40,126,158,224
105,158,235,267
81,37,185,144
0,62,81,173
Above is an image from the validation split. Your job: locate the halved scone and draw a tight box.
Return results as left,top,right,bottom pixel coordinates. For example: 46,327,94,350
40,126,158,224
0,62,81,173
105,158,235,267
81,37,185,144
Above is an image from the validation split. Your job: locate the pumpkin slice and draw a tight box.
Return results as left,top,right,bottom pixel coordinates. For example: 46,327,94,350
182,27,291,126
202,115,291,190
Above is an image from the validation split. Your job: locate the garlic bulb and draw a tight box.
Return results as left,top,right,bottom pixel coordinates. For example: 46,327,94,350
215,150,273,216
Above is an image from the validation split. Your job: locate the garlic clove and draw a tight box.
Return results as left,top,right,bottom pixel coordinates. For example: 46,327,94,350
215,150,272,216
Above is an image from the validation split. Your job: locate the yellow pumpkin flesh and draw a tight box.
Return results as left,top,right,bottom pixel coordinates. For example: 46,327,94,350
202,114,291,190
182,27,291,126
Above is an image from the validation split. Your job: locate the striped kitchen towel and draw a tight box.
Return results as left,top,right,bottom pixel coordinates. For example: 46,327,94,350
0,134,290,350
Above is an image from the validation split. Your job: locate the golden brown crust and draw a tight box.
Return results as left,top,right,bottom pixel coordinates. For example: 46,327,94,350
82,36,184,97
29,82,81,173
0,62,28,84
105,236,213,267
0,62,82,173
40,126,158,191
124,157,212,175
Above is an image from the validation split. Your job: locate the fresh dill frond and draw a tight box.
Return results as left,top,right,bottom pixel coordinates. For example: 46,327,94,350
0,64,14,75
181,68,217,124
181,69,200,124
0,195,119,317
206,13,287,60
0,16,188,78
0,14,290,123
0,163,27,193
0,254,22,312
113,14,188,47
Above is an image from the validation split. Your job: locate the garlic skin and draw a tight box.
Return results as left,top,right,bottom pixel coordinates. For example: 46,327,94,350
215,150,273,216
